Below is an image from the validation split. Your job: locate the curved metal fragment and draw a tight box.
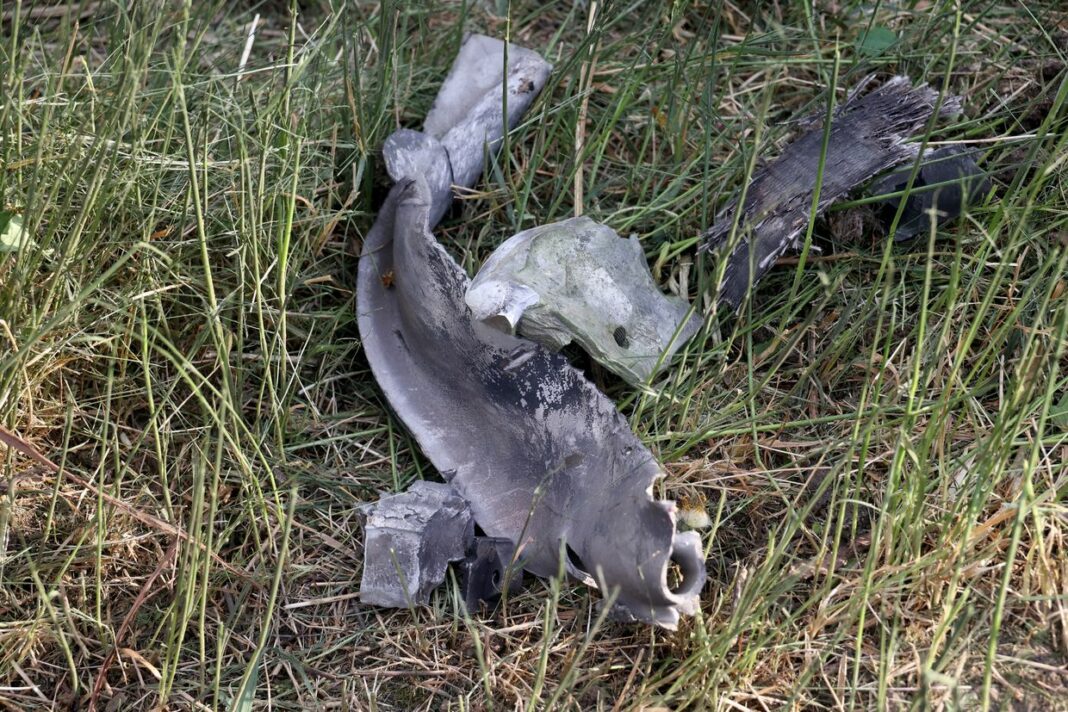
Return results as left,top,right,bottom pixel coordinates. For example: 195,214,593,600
465,216,701,385
460,536,523,612
381,34,553,229
356,35,704,627
360,177,705,628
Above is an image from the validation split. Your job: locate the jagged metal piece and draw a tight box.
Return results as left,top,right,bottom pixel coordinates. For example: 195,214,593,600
381,34,552,230
360,177,705,628
870,146,990,241
701,77,962,308
465,216,701,385
357,35,705,628
460,536,523,613
359,481,475,608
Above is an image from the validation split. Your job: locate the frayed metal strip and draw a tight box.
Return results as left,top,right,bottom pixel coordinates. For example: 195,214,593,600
702,77,962,309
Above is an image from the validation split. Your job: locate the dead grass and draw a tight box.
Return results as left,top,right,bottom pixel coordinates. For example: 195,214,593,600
1,0,1066,709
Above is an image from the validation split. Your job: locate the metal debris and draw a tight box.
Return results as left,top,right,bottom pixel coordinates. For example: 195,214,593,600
357,35,705,628
465,216,701,385
702,77,962,308
358,481,474,608
870,146,991,241
380,34,553,229
459,536,522,613
361,176,705,627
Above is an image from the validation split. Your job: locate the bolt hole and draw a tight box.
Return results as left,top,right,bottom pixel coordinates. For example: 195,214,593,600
668,551,704,596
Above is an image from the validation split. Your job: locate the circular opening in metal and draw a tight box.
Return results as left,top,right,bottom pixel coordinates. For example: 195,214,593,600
668,549,704,597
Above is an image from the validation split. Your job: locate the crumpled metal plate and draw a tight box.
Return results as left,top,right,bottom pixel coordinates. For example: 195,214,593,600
356,34,705,628
465,216,701,385
870,146,990,241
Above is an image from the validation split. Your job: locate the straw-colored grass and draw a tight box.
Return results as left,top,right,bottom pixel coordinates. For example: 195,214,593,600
1,1,1065,709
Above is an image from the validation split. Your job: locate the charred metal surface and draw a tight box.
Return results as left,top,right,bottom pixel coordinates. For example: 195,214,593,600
360,178,705,628
702,77,962,308
460,536,522,612
870,146,990,241
357,35,705,627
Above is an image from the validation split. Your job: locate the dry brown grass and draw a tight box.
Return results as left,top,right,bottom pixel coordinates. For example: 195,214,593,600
1,0,1066,709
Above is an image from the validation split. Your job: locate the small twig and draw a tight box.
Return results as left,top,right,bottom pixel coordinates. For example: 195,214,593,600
775,251,860,265
10,661,51,706
236,13,260,84
611,648,646,712
573,1,599,217
350,669,452,677
282,591,362,610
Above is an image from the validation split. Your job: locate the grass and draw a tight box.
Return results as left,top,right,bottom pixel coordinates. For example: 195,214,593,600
1,0,1066,709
